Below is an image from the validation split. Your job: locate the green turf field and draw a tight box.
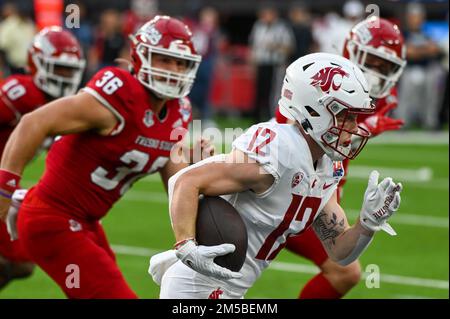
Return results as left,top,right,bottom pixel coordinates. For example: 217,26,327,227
0,131,448,299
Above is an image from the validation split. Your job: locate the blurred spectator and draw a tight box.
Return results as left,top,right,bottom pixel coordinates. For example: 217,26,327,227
188,6,221,126
313,0,364,54
287,1,317,63
67,1,93,56
249,2,294,123
396,3,444,130
437,27,449,129
0,2,35,75
66,1,93,84
123,0,159,36
90,9,128,73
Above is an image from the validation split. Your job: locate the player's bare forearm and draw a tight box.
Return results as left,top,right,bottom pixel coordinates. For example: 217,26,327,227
169,150,274,243
312,192,374,265
169,160,251,243
0,114,49,175
169,171,201,242
160,137,215,193
159,158,188,193
1,93,117,175
313,211,373,262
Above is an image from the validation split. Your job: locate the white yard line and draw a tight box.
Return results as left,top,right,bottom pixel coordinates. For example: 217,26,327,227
120,190,449,229
18,183,448,229
110,244,449,290
268,261,449,290
138,168,449,189
347,166,433,182
369,131,449,145
345,209,449,229
394,294,433,299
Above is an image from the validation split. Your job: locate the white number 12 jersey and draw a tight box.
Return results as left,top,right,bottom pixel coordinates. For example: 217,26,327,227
223,122,344,295
166,122,345,297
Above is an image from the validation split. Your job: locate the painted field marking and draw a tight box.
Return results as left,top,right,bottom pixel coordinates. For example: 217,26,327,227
111,244,449,290
118,190,449,229
347,166,433,182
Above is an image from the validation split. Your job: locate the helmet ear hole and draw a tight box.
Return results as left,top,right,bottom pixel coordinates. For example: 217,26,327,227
305,106,320,117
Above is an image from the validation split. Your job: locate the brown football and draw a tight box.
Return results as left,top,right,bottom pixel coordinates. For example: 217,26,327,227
196,196,248,272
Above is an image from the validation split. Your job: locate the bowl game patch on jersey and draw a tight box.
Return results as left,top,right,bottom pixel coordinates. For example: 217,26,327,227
178,97,192,122
333,161,345,178
291,171,304,189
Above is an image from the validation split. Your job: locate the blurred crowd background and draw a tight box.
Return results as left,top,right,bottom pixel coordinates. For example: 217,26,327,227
0,0,448,131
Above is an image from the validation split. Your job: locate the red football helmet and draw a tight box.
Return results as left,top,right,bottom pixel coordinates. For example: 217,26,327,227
129,15,202,99
28,26,86,98
343,17,406,98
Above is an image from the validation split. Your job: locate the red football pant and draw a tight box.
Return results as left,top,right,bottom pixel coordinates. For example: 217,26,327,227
286,226,328,267
0,220,31,262
286,227,342,299
17,190,137,299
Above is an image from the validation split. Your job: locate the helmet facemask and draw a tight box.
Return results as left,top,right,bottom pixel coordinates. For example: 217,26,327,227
33,53,86,98
281,96,373,161
134,40,201,99
347,40,406,98
318,97,372,161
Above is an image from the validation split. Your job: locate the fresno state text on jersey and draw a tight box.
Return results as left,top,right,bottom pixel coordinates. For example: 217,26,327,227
34,66,192,220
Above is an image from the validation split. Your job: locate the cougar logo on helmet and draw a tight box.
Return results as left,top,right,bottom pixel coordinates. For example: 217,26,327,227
310,66,349,93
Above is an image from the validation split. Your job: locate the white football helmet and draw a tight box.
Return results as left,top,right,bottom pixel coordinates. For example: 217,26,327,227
278,52,375,161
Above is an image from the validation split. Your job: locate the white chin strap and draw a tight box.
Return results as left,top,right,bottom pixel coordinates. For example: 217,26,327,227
320,142,348,161
310,130,349,161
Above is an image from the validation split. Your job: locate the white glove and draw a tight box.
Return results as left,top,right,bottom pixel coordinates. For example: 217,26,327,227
360,171,402,236
174,239,243,280
6,189,28,241
148,250,179,286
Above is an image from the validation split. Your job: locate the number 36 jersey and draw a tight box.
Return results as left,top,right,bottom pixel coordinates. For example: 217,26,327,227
225,122,344,295
34,67,192,220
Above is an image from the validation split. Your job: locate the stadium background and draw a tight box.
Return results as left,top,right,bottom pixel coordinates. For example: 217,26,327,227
0,0,448,299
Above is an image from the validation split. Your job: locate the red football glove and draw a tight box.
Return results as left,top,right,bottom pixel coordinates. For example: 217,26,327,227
361,102,404,137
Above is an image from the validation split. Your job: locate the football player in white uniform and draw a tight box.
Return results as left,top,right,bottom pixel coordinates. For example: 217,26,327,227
149,53,403,299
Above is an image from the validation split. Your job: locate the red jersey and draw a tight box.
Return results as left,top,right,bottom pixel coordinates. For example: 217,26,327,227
0,75,48,155
357,87,398,123
34,67,192,220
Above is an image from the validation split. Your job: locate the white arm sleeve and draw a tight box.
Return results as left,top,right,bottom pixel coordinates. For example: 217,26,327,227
337,233,374,266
